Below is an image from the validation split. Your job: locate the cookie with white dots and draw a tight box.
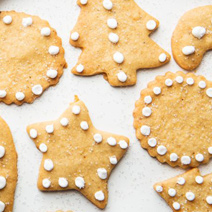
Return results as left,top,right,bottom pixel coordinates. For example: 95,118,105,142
0,116,17,212
133,71,212,168
154,168,212,211
70,0,170,87
27,96,129,209
0,11,67,105
172,6,212,70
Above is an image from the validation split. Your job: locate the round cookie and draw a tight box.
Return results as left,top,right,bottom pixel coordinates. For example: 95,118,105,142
134,71,212,168
0,11,67,105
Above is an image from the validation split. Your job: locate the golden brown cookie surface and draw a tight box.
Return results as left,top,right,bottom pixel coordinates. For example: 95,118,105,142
154,169,212,212
27,96,129,209
172,6,212,71
134,71,212,168
0,11,67,105
70,0,170,87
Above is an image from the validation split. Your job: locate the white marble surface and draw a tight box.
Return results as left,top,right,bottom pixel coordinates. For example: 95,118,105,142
1,0,212,211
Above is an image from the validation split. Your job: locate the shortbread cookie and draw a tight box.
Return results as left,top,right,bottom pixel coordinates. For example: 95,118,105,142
154,168,212,211
172,6,212,70
70,0,170,87
0,11,67,105
27,96,129,209
133,71,212,168
0,116,17,212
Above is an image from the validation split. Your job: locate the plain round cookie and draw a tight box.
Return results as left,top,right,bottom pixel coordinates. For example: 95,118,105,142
0,11,67,105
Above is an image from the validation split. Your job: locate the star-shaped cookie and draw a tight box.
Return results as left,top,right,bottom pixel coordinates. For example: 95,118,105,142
27,96,129,209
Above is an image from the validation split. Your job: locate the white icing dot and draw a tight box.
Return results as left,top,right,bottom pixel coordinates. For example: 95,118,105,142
76,64,84,73
60,118,69,127
48,46,60,55
72,105,81,114
75,177,85,189
157,145,167,156
176,76,184,84
0,201,5,212
206,196,212,205
195,153,204,162
108,33,119,43
29,129,37,139
93,133,103,143
46,124,54,134
0,90,7,98
159,53,167,62
0,146,5,159
156,185,163,193
168,188,176,197
95,191,105,201
80,121,89,130
117,71,127,82
97,168,108,180
47,69,58,79
206,88,212,97
186,192,195,201
103,0,113,10
15,92,25,101
173,202,181,210
198,81,206,89
192,26,206,39
181,156,191,165
32,84,43,95
107,18,117,29
208,147,212,154
153,87,161,95
146,20,157,30
107,137,117,146
42,178,51,188
182,46,195,55
39,143,48,153
195,176,203,184
170,153,178,162
44,159,54,171
58,177,68,188
41,27,51,36
71,32,80,41
142,107,152,117
140,125,150,136
144,96,152,104
109,156,117,165
22,17,33,27
148,138,157,147
3,15,12,24
80,0,87,5
177,177,185,185
113,52,124,64
0,176,6,190
186,78,194,85
165,79,173,87
118,140,128,149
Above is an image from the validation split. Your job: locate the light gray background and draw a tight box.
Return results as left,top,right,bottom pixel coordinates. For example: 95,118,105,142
0,0,212,211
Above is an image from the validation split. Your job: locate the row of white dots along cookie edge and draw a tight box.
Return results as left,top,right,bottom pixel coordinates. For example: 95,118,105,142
140,76,212,165
1,15,60,101
70,0,168,83
0,145,6,211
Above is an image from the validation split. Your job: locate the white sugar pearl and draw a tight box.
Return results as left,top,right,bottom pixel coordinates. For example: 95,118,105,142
32,84,43,95
80,121,89,130
206,88,212,97
59,177,68,188
182,46,195,55
195,153,204,162
93,133,103,143
107,137,117,146
76,64,84,73
108,33,119,43
142,107,152,117
140,125,150,136
153,87,161,95
144,96,152,104
49,46,60,55
168,188,176,197
159,53,167,62
156,185,163,193
44,159,54,171
206,196,212,205
95,191,105,201
177,177,185,185
3,15,12,24
173,202,181,210
60,118,69,127
119,140,128,149
72,105,81,114
15,92,25,101
103,0,113,10
0,201,5,212
117,71,127,82
195,176,203,184
29,129,37,138
186,78,194,85
148,138,157,147
176,76,184,84
165,79,173,87
170,153,178,162
181,156,191,165
39,143,48,153
97,168,108,179
0,146,5,158
146,20,157,30
109,156,117,165
22,17,33,27
71,32,80,41
157,145,167,155
186,192,195,201
47,69,58,79
41,27,51,36
192,26,206,39
42,178,51,188
80,0,87,5
113,52,124,64
107,18,117,29
46,124,54,134
0,176,6,189
208,147,212,154
75,177,85,189
0,90,7,98
198,81,206,89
